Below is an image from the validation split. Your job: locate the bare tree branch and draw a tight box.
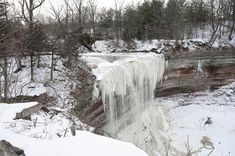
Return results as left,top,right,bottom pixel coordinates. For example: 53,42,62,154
33,0,45,10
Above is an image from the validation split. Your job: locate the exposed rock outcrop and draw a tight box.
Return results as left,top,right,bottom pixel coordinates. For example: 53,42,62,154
81,98,106,128
0,140,25,156
155,49,235,97
70,61,96,125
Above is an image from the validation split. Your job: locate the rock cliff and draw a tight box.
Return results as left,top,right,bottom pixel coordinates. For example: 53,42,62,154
155,49,235,97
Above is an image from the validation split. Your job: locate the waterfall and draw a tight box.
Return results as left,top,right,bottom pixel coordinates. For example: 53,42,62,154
86,53,180,156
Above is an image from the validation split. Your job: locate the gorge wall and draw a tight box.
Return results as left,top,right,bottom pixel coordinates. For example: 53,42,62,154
155,49,235,97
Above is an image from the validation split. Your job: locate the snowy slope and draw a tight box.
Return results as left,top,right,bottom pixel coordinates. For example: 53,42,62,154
0,102,148,156
6,55,76,108
92,24,235,53
156,82,235,156
93,38,235,53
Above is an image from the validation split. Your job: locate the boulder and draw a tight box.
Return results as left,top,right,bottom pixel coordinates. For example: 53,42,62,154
0,140,25,156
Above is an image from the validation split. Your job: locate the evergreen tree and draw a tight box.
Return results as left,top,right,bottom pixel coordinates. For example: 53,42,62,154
165,0,186,39
150,0,164,39
136,1,153,40
122,5,138,41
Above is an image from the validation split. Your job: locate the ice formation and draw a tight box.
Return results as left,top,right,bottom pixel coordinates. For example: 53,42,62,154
92,54,164,127
197,60,203,73
86,53,181,155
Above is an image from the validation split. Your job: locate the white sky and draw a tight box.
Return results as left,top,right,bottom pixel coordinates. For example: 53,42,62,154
10,0,145,10
9,0,146,17
44,0,145,9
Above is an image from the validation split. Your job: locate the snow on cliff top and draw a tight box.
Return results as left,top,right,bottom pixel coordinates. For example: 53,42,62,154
0,102,148,156
92,37,235,53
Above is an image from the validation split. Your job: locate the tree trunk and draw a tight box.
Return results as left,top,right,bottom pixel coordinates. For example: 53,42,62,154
3,57,8,103
228,3,235,41
50,50,54,81
0,75,2,102
30,52,34,82
18,56,22,69
37,56,41,68
79,4,82,32
210,0,215,32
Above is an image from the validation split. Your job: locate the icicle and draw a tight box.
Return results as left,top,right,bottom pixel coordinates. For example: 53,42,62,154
87,53,169,155
91,53,165,132
197,60,203,73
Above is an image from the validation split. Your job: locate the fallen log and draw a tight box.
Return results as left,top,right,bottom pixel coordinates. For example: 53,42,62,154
14,104,43,120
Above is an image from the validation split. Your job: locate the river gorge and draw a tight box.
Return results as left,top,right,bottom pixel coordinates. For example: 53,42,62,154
78,49,235,156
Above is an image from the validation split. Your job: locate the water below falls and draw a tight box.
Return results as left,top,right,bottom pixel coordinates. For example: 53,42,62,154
84,53,181,156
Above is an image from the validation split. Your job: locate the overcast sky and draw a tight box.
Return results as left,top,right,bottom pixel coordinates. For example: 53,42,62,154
44,0,145,9
9,0,146,17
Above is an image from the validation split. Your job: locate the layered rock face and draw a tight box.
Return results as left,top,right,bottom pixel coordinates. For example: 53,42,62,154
155,49,235,97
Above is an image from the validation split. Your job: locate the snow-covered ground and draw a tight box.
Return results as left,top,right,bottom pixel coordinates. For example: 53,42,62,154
5,55,77,109
1,35,234,156
93,37,235,53
0,102,148,156
2,78,234,156
92,25,235,53
156,82,235,156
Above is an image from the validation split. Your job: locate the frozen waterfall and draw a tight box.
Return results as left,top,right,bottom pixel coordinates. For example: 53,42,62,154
84,53,181,156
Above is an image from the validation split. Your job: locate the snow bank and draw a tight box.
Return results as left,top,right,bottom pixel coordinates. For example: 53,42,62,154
0,102,148,156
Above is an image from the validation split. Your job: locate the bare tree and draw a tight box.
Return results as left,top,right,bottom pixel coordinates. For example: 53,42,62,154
19,0,46,82
49,1,76,64
73,0,85,33
19,0,45,31
207,0,221,46
87,0,99,36
228,0,235,40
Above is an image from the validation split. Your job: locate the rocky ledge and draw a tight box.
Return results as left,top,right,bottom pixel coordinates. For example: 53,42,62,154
155,49,235,97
